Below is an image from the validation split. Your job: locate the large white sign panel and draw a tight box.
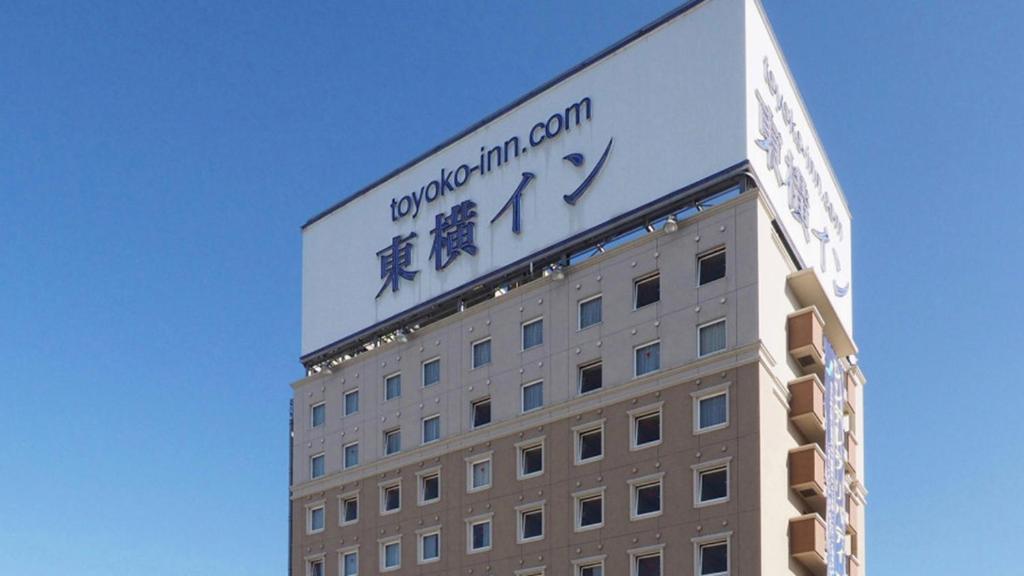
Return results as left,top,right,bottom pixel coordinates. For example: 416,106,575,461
302,0,749,357
745,0,854,331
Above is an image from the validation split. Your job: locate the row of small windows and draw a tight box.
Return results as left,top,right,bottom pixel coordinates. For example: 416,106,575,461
307,248,727,429
309,475,729,574
308,317,727,436
310,386,729,481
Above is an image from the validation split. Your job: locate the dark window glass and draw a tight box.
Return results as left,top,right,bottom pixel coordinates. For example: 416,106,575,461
700,543,728,575
523,319,544,349
422,533,439,560
472,340,492,368
384,486,400,511
635,342,661,376
521,445,543,476
579,296,602,329
422,474,439,501
636,553,661,576
311,454,325,479
423,359,441,387
472,522,491,549
580,565,603,576
579,428,602,461
698,249,727,285
522,510,543,539
472,398,491,427
634,274,660,308
522,381,544,412
384,429,401,455
310,560,324,576
699,393,728,429
579,362,603,394
311,403,325,427
635,412,661,446
698,320,727,357
343,497,358,522
700,467,728,502
635,482,661,515
579,496,603,527
344,390,359,415
385,374,401,400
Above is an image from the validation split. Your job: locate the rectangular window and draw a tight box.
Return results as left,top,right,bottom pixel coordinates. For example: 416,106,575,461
381,539,401,571
472,338,492,369
308,505,325,533
578,295,602,329
631,407,662,449
634,273,660,309
422,358,441,387
384,373,402,401
472,397,492,428
518,504,544,542
341,551,358,576
575,490,604,530
381,483,401,514
575,422,604,464
384,428,401,456
468,517,492,552
578,562,604,576
697,465,729,506
522,318,544,350
698,319,727,357
310,453,325,480
341,494,358,524
343,389,359,416
419,470,440,505
518,440,544,479
468,455,492,492
634,550,662,576
308,559,324,576
311,402,326,428
522,380,544,413
343,442,359,469
698,248,727,285
422,415,440,444
699,541,729,576
578,361,603,395
631,476,663,519
419,530,440,563
634,341,661,377
697,391,729,431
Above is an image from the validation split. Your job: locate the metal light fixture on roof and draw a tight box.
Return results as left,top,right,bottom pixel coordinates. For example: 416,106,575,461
553,265,566,281
396,330,408,343
663,215,679,233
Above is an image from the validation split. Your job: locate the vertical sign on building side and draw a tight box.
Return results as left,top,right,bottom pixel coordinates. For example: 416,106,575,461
823,337,847,576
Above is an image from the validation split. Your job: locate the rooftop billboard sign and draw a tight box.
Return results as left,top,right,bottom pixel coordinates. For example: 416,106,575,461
301,0,853,359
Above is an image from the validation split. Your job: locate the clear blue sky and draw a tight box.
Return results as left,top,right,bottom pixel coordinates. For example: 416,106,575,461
1,1,1021,574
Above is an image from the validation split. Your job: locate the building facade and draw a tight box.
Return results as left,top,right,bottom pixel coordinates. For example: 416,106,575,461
290,1,867,575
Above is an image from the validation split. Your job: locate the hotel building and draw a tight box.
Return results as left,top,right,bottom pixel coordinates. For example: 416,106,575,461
289,1,867,575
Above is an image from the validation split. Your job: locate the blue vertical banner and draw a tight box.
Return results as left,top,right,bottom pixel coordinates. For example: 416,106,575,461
823,337,847,576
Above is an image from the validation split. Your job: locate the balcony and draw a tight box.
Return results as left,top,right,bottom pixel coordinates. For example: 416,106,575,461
790,514,826,575
787,307,825,373
845,432,860,476
789,375,825,444
789,444,826,510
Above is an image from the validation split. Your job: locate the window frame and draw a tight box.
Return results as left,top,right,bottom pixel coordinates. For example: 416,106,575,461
421,414,441,445
629,544,665,576
521,379,544,413
573,419,605,465
465,452,493,493
466,513,494,554
310,402,326,429
471,337,492,369
516,437,545,480
629,473,665,521
633,340,661,377
692,533,732,576
338,490,359,526
422,357,441,388
516,501,546,544
379,479,401,516
343,441,359,469
692,457,732,508
307,556,326,576
343,388,360,416
471,396,492,429
692,382,731,434
577,360,603,395
629,402,664,451
633,272,661,310
310,452,325,480
306,502,326,535
573,556,607,576
383,427,401,456
338,546,359,576
573,487,606,532
577,293,603,331
697,246,727,286
379,536,402,572
522,317,544,350
417,526,442,565
383,372,402,402
417,467,442,506
697,318,728,358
